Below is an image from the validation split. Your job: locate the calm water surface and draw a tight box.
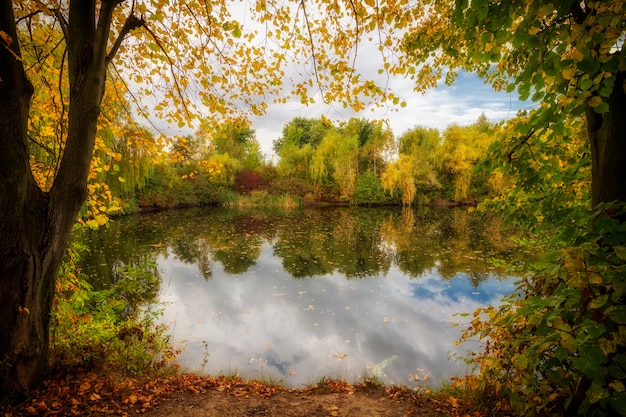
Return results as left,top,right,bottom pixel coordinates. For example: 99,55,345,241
79,206,528,387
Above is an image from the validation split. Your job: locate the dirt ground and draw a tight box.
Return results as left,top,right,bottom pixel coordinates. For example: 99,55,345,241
133,387,447,417
5,374,455,417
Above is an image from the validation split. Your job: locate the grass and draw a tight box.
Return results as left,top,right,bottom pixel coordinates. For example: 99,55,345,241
223,191,301,209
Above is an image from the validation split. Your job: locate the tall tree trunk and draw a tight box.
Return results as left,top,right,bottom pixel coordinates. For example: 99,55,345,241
0,0,116,403
587,71,626,208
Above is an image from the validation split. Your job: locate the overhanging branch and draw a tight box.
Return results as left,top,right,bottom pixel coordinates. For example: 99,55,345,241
106,13,145,65
142,23,193,122
507,128,536,163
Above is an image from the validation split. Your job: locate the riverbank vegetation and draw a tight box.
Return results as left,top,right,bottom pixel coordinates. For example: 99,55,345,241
76,112,506,216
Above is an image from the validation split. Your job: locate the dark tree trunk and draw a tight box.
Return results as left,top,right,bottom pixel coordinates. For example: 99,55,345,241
587,71,626,208
0,0,116,403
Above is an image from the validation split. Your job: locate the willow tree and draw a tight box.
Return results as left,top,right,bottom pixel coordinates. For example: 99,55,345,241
0,0,413,402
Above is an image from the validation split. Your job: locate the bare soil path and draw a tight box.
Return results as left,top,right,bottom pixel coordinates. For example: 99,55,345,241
134,387,448,417
4,374,456,417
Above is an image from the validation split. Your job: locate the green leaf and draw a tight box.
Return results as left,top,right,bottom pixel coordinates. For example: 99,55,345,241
585,322,606,339
518,83,531,101
585,345,609,366
512,353,528,370
610,309,626,324
572,356,605,380
579,77,593,91
589,294,609,309
561,333,578,352
531,91,544,101
475,1,488,19
587,382,610,404
609,392,626,415
594,102,610,114
578,58,601,75
614,246,626,261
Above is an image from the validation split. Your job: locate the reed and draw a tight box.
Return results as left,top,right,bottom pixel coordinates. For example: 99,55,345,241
223,191,301,209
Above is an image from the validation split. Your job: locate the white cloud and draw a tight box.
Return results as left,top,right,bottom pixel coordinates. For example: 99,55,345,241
155,243,513,387
249,71,528,159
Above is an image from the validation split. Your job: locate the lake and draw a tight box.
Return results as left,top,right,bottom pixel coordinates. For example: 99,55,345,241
77,206,528,388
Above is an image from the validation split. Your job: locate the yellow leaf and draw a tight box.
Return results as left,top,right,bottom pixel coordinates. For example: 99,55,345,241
562,67,577,80
588,96,603,107
0,30,12,45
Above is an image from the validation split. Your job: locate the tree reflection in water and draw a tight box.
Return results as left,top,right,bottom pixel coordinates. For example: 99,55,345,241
75,206,531,387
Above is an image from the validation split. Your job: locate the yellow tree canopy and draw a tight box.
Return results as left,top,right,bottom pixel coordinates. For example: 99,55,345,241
10,0,431,134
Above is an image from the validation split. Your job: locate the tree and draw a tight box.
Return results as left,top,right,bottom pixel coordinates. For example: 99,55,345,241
394,126,441,204
275,117,334,182
394,2,625,414
435,120,494,202
273,117,332,155
205,119,264,171
0,0,404,402
341,118,394,176
398,0,625,208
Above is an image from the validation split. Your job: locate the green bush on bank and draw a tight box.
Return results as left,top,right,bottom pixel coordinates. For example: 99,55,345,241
353,172,397,205
51,236,178,377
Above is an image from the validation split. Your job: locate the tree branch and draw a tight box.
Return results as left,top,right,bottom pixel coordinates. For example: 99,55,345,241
106,13,145,65
507,128,536,163
95,0,122,69
108,63,164,133
142,23,193,122
298,0,321,88
51,8,68,40
569,2,588,25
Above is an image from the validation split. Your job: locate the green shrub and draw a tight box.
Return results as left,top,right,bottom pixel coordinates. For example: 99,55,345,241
51,241,178,376
459,204,626,416
353,172,396,205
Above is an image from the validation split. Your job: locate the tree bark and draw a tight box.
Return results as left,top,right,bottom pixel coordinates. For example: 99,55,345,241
0,0,45,402
0,0,116,403
587,71,626,208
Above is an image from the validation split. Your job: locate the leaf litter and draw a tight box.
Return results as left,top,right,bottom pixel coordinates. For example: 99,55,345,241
4,372,461,417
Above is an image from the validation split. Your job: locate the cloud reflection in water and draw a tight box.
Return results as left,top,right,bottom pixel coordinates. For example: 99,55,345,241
156,243,515,388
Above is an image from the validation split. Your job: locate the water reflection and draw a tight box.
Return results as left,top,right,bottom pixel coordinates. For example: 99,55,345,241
76,206,528,387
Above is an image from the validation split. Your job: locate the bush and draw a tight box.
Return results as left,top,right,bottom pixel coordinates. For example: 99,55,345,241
267,176,312,198
234,170,268,194
51,241,178,376
458,204,626,416
353,172,396,205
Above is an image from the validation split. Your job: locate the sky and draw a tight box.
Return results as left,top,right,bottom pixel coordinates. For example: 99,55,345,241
152,70,530,161
249,71,529,160
135,5,531,161
132,2,532,161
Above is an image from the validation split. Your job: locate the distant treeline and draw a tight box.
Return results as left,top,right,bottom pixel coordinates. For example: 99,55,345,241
79,114,508,216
